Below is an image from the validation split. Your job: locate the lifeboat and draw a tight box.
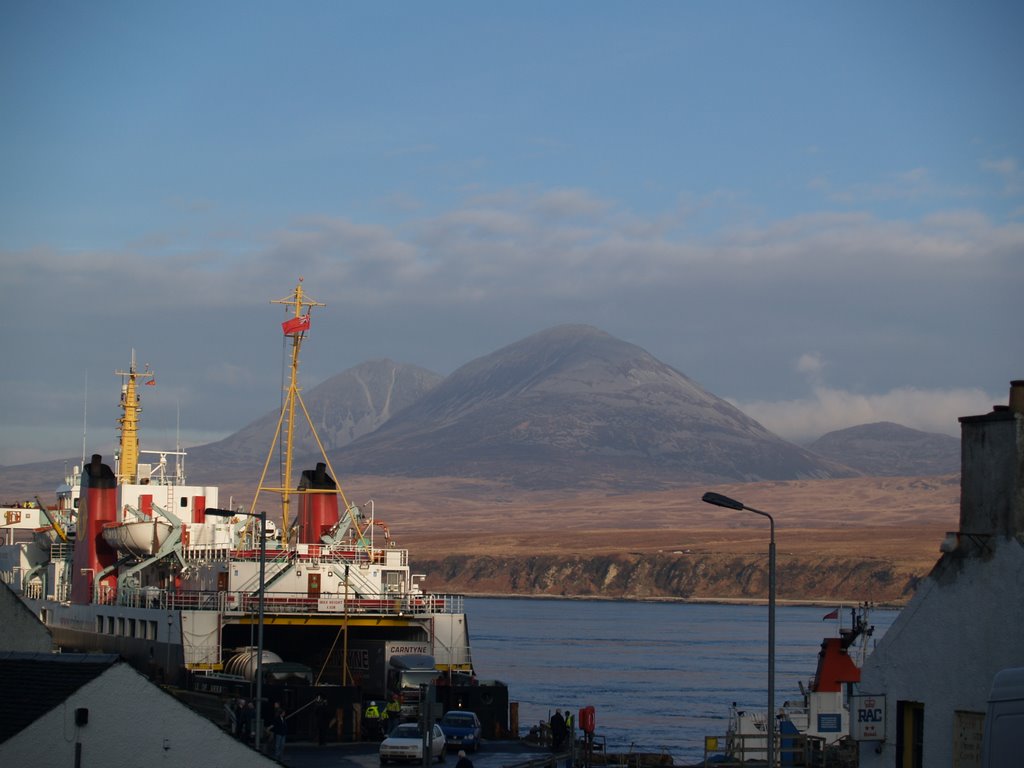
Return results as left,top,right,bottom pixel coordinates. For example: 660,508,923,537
101,519,173,557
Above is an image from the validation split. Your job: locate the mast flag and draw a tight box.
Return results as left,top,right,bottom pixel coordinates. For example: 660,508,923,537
282,314,311,335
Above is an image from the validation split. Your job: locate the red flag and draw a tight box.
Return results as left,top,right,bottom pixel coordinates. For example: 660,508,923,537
822,607,839,620
145,378,156,386
282,314,311,335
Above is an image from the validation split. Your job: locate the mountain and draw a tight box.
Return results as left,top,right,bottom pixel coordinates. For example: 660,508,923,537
807,421,960,476
327,325,857,489
188,359,442,470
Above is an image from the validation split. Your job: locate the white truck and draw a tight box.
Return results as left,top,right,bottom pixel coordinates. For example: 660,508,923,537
982,667,1024,768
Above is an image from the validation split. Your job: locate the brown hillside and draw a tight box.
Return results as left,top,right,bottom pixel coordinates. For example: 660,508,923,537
229,473,960,605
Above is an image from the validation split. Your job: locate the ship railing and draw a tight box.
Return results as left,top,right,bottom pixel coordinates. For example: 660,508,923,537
704,731,826,767
240,591,462,616
117,587,229,612
229,591,462,616
182,546,233,562
222,545,407,567
113,587,463,616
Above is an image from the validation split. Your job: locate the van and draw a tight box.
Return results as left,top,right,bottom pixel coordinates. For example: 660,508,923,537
981,667,1024,767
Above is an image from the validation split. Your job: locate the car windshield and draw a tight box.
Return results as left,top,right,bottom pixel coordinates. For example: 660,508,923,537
392,724,421,738
442,714,475,726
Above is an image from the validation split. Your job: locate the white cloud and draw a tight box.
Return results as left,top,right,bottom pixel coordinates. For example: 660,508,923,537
795,352,825,378
731,385,999,443
809,167,977,205
981,156,1022,195
1,185,1020,465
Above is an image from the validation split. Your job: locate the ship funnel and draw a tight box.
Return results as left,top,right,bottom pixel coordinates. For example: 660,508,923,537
70,455,119,604
298,462,339,544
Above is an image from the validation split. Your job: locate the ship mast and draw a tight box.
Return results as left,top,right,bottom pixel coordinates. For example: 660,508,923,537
115,350,155,485
251,279,351,539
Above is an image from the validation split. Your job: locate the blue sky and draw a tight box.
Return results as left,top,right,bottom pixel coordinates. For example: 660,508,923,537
1,1,1021,465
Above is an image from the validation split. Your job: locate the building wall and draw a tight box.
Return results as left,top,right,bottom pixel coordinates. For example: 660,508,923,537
0,581,51,652
858,397,1024,767
0,662,279,768
857,538,1024,767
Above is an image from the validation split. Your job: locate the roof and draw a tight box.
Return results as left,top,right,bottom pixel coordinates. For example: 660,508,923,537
0,652,119,744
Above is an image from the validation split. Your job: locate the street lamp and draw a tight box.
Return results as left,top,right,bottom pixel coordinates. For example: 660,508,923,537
701,492,776,768
207,507,267,752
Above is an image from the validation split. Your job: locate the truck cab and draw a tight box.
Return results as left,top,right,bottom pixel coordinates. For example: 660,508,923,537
388,653,439,721
982,667,1024,767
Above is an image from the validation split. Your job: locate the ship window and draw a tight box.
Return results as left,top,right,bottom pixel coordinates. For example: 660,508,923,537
180,497,188,508
96,616,104,633
117,617,125,635
148,620,157,640
106,616,114,634
128,619,137,638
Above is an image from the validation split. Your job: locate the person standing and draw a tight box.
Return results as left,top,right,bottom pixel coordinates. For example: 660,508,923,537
241,700,255,742
550,710,566,751
364,700,383,740
384,694,402,734
315,697,330,745
270,707,288,760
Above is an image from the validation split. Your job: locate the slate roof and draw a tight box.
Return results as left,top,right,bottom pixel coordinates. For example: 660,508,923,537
0,652,119,745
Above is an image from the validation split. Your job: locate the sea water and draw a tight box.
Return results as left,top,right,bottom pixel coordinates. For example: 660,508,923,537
465,597,897,764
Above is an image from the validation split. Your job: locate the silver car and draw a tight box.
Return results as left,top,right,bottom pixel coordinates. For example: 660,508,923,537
380,723,446,764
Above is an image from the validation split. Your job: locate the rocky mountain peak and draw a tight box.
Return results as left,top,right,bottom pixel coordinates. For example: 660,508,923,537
332,325,855,489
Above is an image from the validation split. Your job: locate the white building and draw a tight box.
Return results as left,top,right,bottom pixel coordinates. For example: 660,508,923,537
857,381,1024,768
0,583,280,767
0,652,281,768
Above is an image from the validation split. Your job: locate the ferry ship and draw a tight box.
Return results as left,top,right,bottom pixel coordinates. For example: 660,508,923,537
0,281,505,738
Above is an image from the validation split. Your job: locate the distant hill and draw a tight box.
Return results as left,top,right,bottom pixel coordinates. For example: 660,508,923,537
188,359,442,471
807,421,960,476
327,325,857,489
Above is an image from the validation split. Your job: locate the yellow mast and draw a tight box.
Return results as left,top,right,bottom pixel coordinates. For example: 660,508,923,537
250,279,355,541
115,350,154,485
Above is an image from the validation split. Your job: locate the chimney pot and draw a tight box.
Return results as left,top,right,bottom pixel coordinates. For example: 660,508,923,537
1010,380,1024,414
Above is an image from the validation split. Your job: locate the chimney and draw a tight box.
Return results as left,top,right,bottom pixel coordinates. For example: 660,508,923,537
957,380,1024,539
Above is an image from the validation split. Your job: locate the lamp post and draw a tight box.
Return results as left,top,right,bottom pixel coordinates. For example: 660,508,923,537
702,492,776,768
207,507,267,751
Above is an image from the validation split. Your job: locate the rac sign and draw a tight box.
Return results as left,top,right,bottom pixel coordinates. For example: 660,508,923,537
852,695,886,741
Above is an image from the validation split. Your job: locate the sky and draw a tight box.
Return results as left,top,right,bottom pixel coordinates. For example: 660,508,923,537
1,1,1022,466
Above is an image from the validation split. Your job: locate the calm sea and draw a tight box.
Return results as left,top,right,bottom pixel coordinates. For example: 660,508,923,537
464,597,897,765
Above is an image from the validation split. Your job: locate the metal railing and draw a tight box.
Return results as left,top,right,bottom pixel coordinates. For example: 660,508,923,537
702,732,828,767
116,586,464,616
